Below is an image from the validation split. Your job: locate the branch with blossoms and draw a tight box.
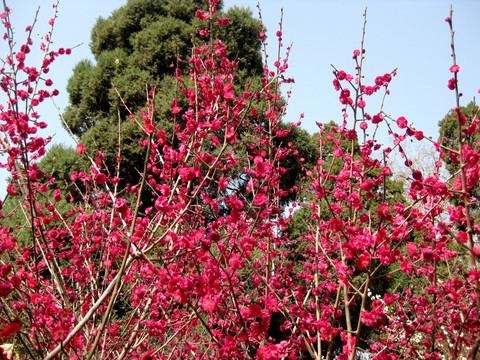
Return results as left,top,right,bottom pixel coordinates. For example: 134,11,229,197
0,0,298,358
253,6,480,360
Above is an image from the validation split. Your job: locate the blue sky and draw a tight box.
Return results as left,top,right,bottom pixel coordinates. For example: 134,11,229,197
1,0,479,196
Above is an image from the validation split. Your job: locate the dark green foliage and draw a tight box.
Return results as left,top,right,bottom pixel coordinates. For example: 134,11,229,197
89,0,211,59
214,6,264,76
129,17,192,76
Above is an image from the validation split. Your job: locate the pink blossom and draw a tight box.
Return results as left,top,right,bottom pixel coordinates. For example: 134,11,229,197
447,78,457,90
472,247,480,257
1,321,21,341
337,70,347,80
6,184,18,196
53,189,61,202
144,123,154,134
94,173,107,185
450,64,460,73
397,116,407,129
15,52,25,62
254,193,268,207
51,326,68,342
76,143,85,154
0,283,12,297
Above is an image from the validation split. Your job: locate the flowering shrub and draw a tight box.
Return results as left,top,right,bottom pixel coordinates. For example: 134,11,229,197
0,1,479,360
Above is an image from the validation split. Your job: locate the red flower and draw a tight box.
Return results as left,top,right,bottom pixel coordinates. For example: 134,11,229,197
0,283,12,297
53,189,61,202
372,113,384,124
94,173,107,185
51,326,68,342
217,17,229,26
414,131,424,140
450,64,460,73
223,82,234,100
361,308,386,329
329,217,343,233
337,70,347,80
144,123,154,134
1,321,21,341
6,184,18,196
229,253,244,269
397,116,407,129
195,10,210,20
15,52,25,62
472,246,480,257
254,193,268,207
140,350,155,360
356,253,370,270
201,296,218,313
76,143,85,154
447,78,457,90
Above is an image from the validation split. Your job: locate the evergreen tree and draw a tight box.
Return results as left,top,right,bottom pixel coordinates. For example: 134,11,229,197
59,0,316,207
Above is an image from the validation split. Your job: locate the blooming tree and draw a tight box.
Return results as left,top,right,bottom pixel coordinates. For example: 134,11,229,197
0,1,478,360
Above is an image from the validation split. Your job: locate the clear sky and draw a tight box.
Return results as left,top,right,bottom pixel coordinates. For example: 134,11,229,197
1,0,479,197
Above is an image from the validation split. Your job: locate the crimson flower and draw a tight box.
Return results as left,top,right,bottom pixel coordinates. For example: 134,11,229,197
51,326,68,342
0,283,12,297
144,123,154,134
337,70,347,80
15,52,25,62
254,193,268,207
397,116,407,129
94,173,107,185
1,321,21,341
450,64,460,73
53,189,61,202
76,143,85,154
6,184,18,196
447,78,457,90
